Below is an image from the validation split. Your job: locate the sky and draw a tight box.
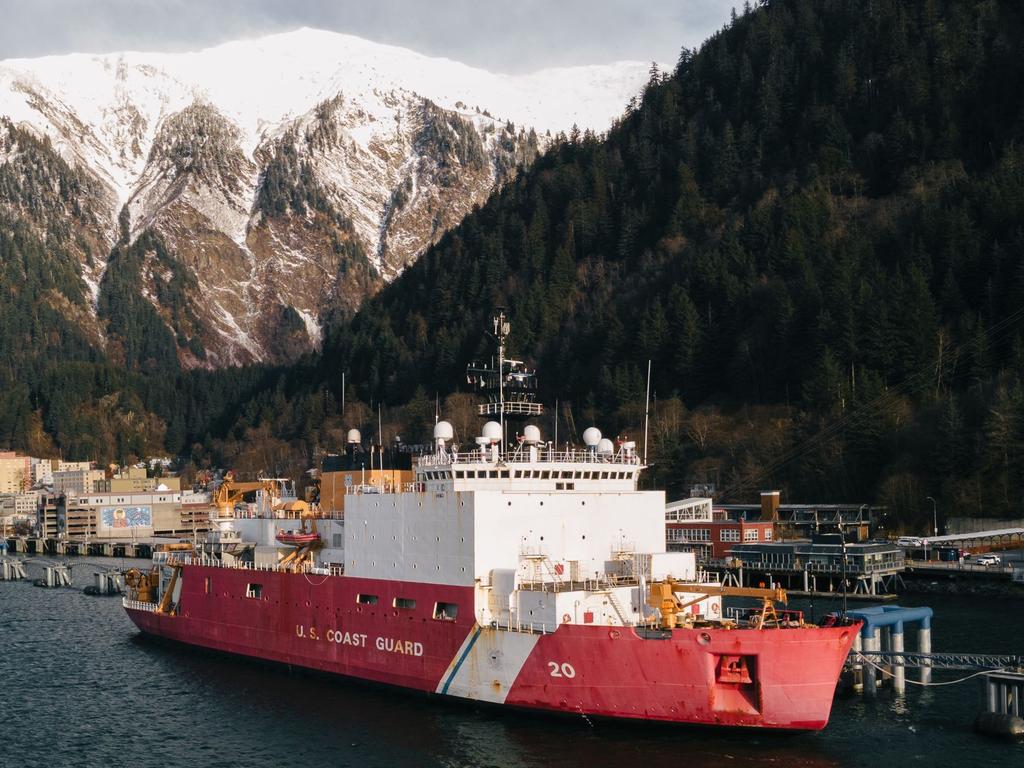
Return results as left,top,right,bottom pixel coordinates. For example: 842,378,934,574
0,0,738,73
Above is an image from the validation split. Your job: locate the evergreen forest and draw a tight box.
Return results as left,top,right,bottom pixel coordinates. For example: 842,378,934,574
2,0,1023,532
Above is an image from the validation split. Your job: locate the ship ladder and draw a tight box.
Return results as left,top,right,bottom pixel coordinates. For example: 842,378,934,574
541,557,565,588
604,591,633,626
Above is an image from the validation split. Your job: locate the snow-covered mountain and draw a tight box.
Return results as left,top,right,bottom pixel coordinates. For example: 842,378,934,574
0,29,653,366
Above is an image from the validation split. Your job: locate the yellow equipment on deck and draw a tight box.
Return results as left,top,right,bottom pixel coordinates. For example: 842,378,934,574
648,580,789,630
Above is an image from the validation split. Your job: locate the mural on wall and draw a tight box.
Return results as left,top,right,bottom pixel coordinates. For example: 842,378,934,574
100,506,152,528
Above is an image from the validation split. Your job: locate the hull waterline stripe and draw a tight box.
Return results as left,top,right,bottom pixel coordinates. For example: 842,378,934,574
441,625,482,695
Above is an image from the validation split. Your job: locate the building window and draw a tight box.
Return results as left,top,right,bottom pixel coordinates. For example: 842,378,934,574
720,528,740,542
357,593,378,605
394,597,416,610
433,602,458,621
245,583,262,599
764,528,773,541
677,528,710,542
332,533,343,547
744,529,759,542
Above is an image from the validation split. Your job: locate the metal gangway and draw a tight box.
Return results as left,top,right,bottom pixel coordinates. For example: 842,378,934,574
848,650,1024,671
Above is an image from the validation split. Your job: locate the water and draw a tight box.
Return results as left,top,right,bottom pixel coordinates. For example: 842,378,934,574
3,557,1022,768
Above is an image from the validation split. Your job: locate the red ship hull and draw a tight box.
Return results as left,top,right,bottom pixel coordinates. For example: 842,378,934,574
124,565,857,731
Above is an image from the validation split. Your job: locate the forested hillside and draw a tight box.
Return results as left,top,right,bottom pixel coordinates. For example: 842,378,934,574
323,0,1024,525
3,0,1023,530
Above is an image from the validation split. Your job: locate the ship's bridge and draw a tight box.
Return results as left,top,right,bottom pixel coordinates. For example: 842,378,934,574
412,421,642,493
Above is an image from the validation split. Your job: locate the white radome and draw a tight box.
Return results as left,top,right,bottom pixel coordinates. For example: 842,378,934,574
582,427,602,447
597,438,615,455
523,424,541,443
482,421,503,441
347,429,362,444
433,421,454,441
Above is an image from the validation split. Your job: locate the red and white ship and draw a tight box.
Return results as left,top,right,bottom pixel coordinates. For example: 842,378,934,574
123,312,858,731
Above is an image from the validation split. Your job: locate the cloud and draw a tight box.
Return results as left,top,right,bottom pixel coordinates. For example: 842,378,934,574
1,0,736,72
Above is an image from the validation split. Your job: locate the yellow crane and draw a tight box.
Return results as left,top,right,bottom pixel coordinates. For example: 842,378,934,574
213,477,282,518
648,580,790,630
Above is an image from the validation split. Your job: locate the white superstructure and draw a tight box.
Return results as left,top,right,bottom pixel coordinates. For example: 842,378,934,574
225,312,722,630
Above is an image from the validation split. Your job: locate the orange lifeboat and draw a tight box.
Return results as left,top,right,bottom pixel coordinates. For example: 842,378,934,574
275,530,321,547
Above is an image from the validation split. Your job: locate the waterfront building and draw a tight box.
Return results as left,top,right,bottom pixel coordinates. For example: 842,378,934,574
0,491,39,517
0,452,31,493
30,457,53,487
665,497,775,559
52,468,105,496
728,539,905,576
94,465,182,493
60,490,214,539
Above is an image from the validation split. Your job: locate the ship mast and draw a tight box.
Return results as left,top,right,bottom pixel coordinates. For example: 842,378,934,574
494,310,509,450
465,310,543,457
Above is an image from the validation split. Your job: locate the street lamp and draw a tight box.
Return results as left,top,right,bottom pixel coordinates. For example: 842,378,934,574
926,496,938,537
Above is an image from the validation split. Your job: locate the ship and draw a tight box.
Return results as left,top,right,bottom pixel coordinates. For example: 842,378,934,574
123,311,859,731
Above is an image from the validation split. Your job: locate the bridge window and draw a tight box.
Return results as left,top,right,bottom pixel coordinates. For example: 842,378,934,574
433,602,458,621
357,593,378,605
394,597,417,610
246,583,262,599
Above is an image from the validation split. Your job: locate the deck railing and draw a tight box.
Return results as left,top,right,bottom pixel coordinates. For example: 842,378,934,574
122,597,158,612
152,552,320,575
417,448,641,468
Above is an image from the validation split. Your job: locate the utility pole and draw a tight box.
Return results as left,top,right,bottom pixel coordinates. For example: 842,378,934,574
840,521,848,620
926,496,938,537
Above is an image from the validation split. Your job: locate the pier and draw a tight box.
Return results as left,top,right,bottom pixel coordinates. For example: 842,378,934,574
976,671,1024,737
845,606,933,694
3,536,156,559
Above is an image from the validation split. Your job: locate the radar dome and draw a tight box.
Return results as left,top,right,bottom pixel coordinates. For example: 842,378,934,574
433,421,454,441
597,438,615,455
583,427,602,447
346,428,362,444
482,421,503,441
523,425,541,444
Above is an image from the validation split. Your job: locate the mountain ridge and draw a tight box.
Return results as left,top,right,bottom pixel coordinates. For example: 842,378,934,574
0,28,654,366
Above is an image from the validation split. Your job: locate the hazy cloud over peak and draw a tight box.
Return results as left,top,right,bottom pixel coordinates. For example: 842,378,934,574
1,0,736,73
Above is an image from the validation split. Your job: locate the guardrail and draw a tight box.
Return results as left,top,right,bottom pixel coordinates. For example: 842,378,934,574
153,553,319,575
848,650,1024,671
122,598,158,613
417,449,641,468
906,559,1013,573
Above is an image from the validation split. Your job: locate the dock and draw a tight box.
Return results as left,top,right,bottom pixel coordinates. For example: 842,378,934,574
3,536,157,559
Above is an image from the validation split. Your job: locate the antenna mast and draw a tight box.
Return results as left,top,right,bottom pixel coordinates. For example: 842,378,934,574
494,310,510,452
643,359,652,464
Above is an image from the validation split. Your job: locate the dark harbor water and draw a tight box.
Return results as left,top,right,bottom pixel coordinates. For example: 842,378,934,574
3,556,1022,768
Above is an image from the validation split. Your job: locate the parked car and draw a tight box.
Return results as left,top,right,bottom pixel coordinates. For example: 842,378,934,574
896,536,924,547
976,554,1001,566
